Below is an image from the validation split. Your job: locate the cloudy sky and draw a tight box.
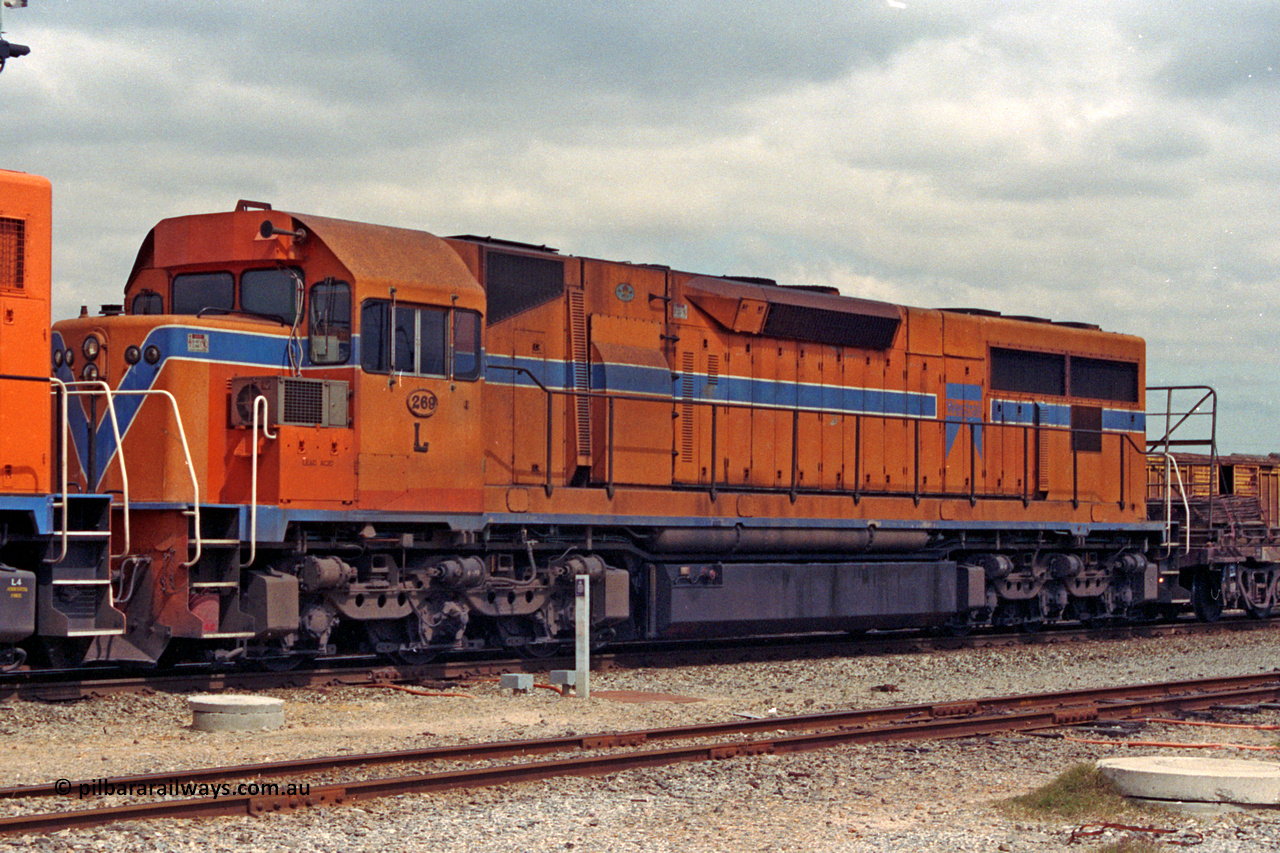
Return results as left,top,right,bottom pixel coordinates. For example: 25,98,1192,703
2,1,1278,452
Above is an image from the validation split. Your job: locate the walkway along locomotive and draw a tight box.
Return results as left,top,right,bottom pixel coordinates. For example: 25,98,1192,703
40,199,1196,668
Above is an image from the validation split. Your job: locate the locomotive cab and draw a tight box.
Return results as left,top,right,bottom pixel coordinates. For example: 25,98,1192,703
54,205,487,664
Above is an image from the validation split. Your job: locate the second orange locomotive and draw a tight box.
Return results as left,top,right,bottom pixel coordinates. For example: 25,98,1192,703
53,203,1159,664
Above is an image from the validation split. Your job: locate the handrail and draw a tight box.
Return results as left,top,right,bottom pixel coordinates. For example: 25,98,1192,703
501,376,1151,508
94,388,202,567
48,380,130,563
1145,384,1219,545
47,378,70,565
1145,386,1217,452
246,394,278,568
0,373,77,564
487,363,555,497
1161,453,1191,556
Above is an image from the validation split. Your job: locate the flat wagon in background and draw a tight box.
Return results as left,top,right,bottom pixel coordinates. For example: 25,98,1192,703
1147,386,1280,620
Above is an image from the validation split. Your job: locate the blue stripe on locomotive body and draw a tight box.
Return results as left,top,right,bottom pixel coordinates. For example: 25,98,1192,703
493,356,941,419
494,360,1144,433
990,397,1145,432
0,495,58,537
52,324,384,492
54,319,1144,494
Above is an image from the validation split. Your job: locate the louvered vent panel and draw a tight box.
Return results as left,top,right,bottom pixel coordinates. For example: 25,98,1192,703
681,352,695,463
0,217,24,290
568,289,591,462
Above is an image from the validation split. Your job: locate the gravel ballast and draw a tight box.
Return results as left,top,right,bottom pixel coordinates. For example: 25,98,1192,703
2,628,1280,851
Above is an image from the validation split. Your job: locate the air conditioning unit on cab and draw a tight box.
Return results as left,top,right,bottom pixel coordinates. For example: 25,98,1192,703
229,376,349,429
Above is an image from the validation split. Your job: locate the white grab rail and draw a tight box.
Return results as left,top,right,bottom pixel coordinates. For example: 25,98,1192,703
1162,453,1192,557
247,394,277,568
59,385,203,568
48,379,129,563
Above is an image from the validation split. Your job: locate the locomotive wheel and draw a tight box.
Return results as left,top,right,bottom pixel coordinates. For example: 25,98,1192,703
365,619,439,665
257,653,305,672
1246,600,1273,620
1241,569,1274,620
495,616,564,659
1191,571,1225,622
38,638,90,669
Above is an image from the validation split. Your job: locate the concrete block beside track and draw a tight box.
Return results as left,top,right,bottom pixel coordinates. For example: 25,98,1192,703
189,695,285,732
499,673,534,694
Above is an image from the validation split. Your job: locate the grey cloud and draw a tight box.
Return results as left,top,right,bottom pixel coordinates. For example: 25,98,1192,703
1121,2,1280,98
5,1,1280,452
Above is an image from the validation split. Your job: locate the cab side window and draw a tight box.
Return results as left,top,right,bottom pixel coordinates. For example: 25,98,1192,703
361,299,481,381
131,291,163,315
309,279,351,365
392,305,447,377
453,310,482,381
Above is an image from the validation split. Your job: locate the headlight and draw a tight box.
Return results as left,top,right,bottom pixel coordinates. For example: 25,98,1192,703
53,349,64,368
80,363,99,382
143,345,161,365
124,345,141,365
64,348,75,368
82,335,101,361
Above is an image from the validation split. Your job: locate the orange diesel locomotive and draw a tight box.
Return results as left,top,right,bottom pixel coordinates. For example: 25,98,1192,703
0,170,122,668
51,203,1163,666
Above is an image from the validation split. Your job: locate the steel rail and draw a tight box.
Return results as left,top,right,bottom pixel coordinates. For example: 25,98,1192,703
3,670,1279,802
2,672,1280,835
2,617,1275,703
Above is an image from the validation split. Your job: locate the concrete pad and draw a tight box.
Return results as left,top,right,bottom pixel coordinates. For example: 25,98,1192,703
189,694,285,732
1126,797,1265,816
1098,756,1280,807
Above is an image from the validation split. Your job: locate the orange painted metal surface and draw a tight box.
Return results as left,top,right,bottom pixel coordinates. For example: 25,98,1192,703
53,208,489,641
44,201,1151,653
55,205,1151,535
447,237,1147,527
0,170,52,496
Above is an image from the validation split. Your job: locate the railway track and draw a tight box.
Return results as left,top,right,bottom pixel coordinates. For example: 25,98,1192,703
2,616,1269,703
2,670,1279,835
